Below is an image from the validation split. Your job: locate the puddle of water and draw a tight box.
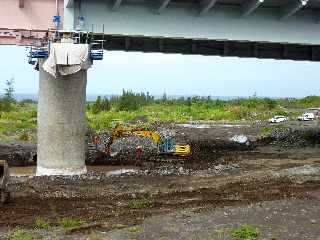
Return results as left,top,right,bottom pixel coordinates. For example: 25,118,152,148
9,166,36,177
9,165,139,177
177,123,250,129
177,124,212,129
105,169,137,176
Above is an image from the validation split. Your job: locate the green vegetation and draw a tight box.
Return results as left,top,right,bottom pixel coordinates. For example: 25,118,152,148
57,217,87,229
0,78,15,112
6,229,33,240
34,217,51,230
231,225,259,240
0,103,37,141
90,96,111,114
128,197,152,209
86,94,316,131
1,78,320,142
127,226,143,233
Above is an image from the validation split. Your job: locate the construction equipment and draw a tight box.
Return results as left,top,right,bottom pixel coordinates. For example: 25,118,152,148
0,160,9,206
93,123,191,157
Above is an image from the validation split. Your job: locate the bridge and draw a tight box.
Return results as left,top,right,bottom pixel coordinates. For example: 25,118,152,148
1,0,320,60
0,0,319,175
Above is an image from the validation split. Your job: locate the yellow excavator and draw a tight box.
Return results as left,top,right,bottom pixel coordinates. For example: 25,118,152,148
92,123,191,157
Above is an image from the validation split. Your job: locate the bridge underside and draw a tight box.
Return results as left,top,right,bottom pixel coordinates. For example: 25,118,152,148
99,34,320,61
61,0,320,61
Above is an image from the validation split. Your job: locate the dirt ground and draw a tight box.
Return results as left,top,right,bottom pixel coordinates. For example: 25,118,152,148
0,122,320,239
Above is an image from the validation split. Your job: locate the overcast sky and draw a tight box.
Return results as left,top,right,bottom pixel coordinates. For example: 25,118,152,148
0,45,319,98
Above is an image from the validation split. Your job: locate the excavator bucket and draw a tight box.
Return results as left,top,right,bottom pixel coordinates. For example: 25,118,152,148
0,160,9,205
174,145,191,156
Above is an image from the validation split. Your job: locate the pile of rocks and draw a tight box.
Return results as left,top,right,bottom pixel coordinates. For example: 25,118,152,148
0,141,36,166
268,127,320,148
110,136,159,159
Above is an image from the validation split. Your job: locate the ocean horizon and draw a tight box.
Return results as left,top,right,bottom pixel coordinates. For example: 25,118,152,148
12,93,250,102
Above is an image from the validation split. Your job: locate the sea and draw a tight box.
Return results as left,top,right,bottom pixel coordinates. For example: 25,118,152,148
13,93,243,102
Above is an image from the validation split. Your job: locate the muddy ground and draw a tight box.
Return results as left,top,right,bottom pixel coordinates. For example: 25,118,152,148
0,121,320,239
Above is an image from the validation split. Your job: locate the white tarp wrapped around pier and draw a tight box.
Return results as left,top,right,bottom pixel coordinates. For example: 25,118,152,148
43,42,92,77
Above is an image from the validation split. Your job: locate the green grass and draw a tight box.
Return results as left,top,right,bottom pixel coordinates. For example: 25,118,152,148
128,198,152,209
34,217,51,230
57,217,87,229
0,95,319,141
231,225,259,240
0,103,36,142
6,229,34,240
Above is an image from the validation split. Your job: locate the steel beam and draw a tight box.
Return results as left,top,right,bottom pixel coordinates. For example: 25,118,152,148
66,0,74,8
199,0,218,16
241,0,264,17
112,0,122,11
157,0,171,14
280,0,308,20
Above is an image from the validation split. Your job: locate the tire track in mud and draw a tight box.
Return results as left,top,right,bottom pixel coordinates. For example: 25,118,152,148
1,170,319,227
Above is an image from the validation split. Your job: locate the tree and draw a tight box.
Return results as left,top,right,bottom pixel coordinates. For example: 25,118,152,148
0,78,15,112
162,92,167,102
91,96,111,114
117,90,145,111
4,78,15,102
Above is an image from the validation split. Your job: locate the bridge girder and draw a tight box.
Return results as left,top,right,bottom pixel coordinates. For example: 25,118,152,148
112,0,123,11
157,0,171,14
280,0,309,20
199,0,218,16
241,0,264,17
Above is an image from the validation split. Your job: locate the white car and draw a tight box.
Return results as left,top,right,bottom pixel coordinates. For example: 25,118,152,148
268,116,288,123
298,113,315,121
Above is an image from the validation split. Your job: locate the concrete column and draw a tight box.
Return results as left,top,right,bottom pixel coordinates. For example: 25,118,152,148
36,62,87,176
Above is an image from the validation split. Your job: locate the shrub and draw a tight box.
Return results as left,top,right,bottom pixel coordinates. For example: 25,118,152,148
231,225,259,240
91,96,111,114
34,217,51,230
128,198,152,209
18,132,33,141
117,90,150,111
57,217,87,229
0,98,12,112
6,229,33,240
263,97,277,110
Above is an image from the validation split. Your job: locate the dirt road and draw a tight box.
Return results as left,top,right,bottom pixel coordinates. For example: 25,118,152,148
0,122,320,239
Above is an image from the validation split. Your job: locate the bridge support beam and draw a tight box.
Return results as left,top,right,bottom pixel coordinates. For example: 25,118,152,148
241,0,264,17
36,62,87,176
199,0,218,16
280,0,308,20
112,0,122,11
157,0,171,14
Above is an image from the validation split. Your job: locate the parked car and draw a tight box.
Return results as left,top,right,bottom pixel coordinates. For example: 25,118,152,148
298,113,315,121
268,116,288,123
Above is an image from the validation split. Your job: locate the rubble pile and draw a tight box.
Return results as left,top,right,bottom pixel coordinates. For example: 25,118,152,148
269,127,320,148
110,136,159,159
0,141,36,166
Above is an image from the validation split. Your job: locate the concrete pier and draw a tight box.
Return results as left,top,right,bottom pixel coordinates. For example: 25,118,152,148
36,63,87,176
